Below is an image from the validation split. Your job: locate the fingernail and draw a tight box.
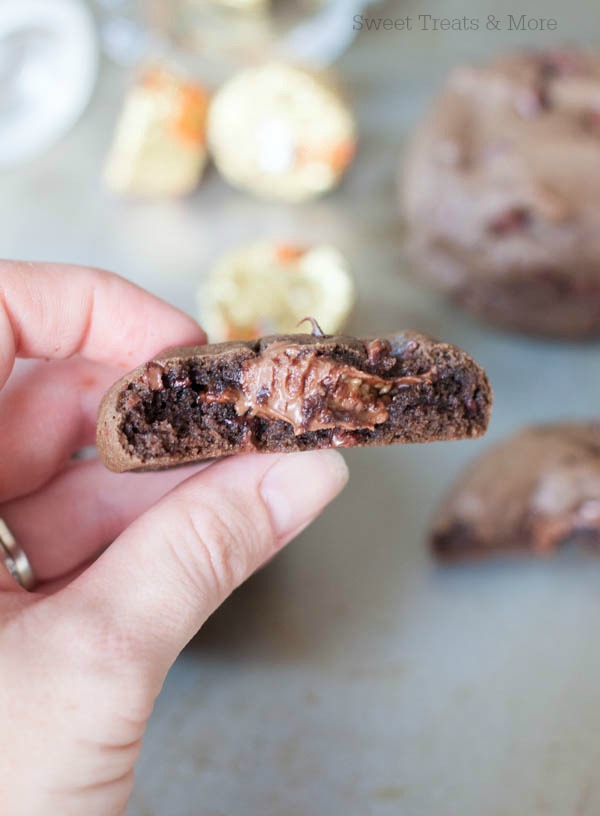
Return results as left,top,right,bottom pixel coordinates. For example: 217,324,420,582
260,451,349,540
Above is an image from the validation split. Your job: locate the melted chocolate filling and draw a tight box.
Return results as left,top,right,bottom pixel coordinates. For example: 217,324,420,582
201,343,437,435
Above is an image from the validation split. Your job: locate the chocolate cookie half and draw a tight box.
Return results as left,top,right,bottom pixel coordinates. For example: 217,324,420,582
432,422,600,560
97,330,492,472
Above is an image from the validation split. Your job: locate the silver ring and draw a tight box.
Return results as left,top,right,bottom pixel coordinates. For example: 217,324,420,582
0,518,36,590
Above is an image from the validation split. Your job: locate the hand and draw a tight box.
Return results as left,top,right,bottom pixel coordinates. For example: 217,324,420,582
0,261,348,815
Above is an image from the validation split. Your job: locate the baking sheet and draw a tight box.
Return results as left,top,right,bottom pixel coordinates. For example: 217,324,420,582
3,0,600,813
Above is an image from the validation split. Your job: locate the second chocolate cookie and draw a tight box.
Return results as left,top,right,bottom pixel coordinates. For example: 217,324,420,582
401,49,600,339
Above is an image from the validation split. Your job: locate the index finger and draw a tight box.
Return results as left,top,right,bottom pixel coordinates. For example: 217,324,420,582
0,260,206,388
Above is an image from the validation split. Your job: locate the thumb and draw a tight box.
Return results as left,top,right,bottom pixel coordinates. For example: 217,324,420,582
58,450,348,686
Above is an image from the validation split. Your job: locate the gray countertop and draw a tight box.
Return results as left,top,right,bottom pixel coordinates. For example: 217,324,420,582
4,1,600,813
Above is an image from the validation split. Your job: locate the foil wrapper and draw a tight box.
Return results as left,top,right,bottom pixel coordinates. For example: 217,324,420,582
200,241,355,340
207,62,356,201
104,67,209,197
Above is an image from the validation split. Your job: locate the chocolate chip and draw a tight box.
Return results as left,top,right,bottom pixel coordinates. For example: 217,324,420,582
172,374,191,389
515,86,550,119
584,109,600,135
540,49,585,78
465,397,478,415
488,206,531,235
366,338,393,368
123,391,142,411
143,363,164,391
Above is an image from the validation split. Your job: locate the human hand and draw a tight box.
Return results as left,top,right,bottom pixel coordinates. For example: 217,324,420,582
0,262,348,815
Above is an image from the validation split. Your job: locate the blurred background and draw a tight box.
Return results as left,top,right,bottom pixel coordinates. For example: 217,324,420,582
3,1,600,814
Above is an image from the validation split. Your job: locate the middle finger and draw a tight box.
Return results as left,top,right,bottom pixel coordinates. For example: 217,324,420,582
0,457,210,585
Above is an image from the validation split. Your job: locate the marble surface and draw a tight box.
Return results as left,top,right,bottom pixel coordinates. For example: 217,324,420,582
4,0,600,813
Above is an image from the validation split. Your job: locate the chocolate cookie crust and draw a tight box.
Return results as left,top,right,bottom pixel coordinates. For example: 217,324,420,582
432,422,600,560
402,49,600,338
97,331,491,473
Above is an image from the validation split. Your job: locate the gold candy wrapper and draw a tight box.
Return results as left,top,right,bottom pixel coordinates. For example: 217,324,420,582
104,67,209,197
200,241,356,341
207,63,356,201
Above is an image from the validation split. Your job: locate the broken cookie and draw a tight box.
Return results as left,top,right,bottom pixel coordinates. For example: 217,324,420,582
97,329,491,472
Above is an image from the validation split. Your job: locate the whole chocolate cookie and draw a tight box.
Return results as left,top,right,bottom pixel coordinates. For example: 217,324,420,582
432,422,600,559
97,329,492,472
402,49,600,338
